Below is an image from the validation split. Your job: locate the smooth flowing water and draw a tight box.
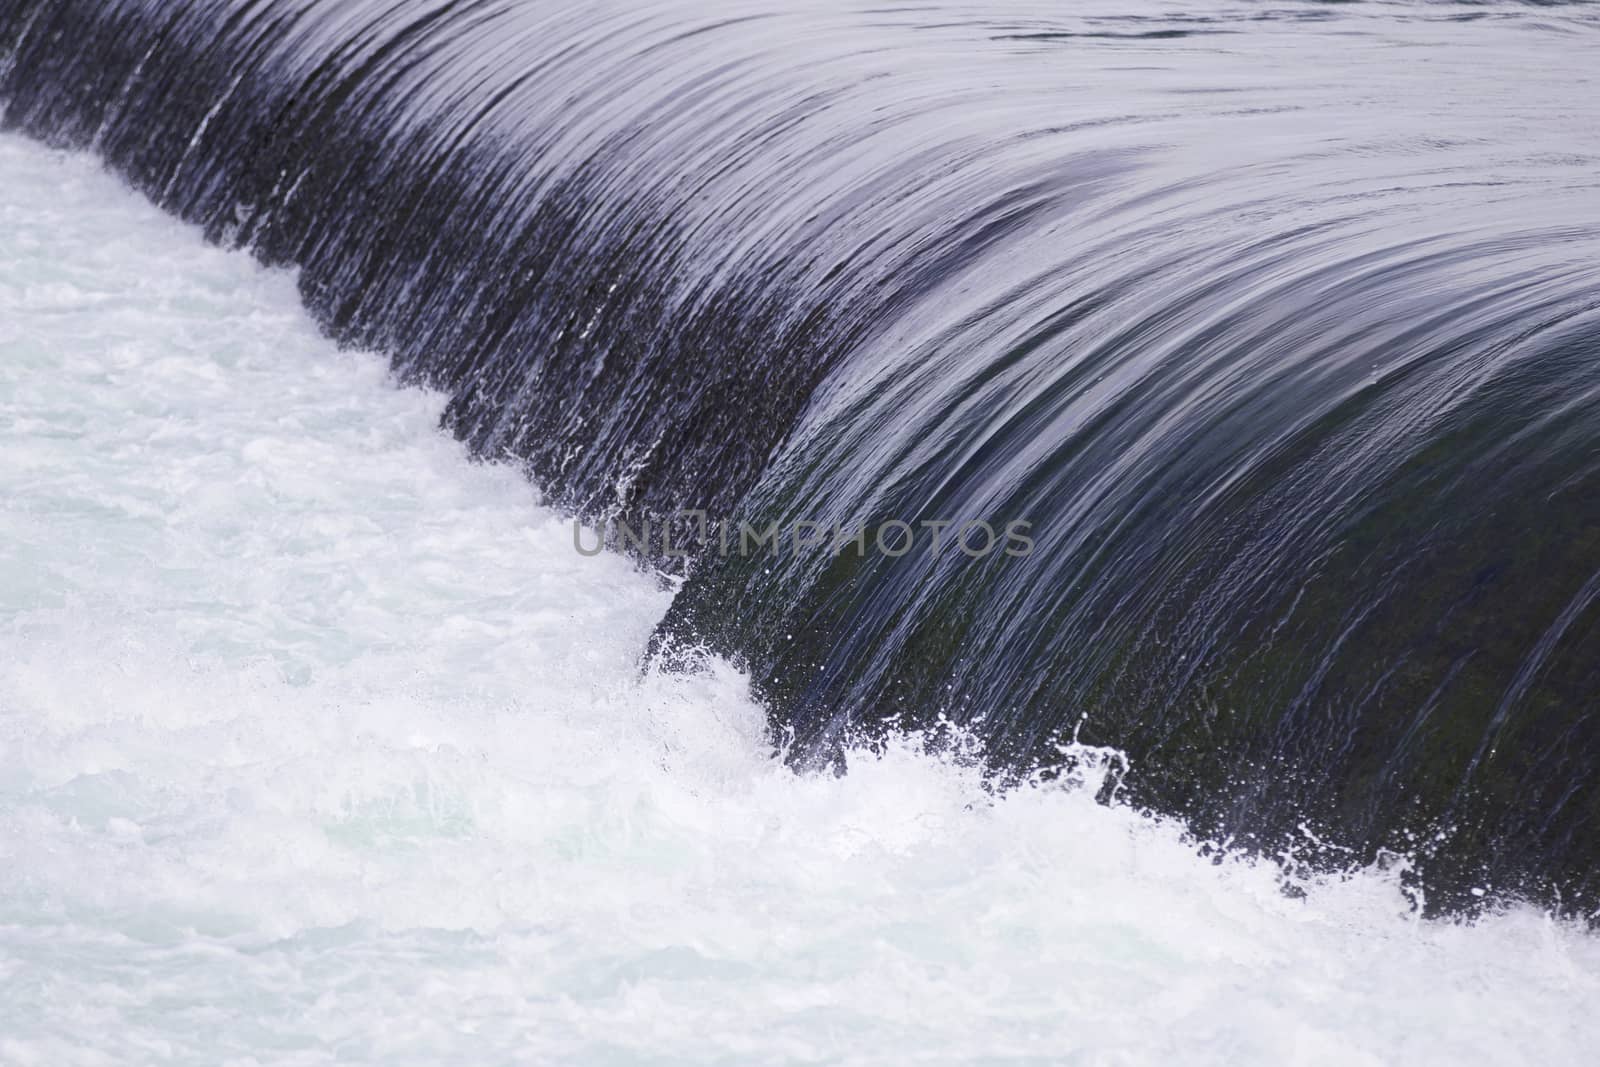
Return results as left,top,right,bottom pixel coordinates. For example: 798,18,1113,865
2,134,1597,1066
6,1,1599,909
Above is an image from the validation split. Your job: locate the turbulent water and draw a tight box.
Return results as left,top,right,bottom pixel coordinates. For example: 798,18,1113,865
4,0,1598,913
3,131,1599,1067
5,0,1600,1051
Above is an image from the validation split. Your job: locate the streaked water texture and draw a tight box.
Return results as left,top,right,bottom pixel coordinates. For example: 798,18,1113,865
3,0,1600,911
4,133,1600,1067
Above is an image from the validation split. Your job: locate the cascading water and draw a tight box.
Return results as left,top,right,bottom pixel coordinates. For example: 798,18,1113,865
3,0,1599,936
5,1,1600,1059
4,124,1598,1067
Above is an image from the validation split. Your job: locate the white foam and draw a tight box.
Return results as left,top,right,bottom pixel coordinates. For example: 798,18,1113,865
1,134,1596,1066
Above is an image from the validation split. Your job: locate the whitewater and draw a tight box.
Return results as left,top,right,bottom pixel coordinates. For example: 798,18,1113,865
0,133,1595,1065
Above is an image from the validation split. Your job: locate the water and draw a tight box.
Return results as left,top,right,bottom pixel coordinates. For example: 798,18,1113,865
3,133,1598,1066
8,1,1599,906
